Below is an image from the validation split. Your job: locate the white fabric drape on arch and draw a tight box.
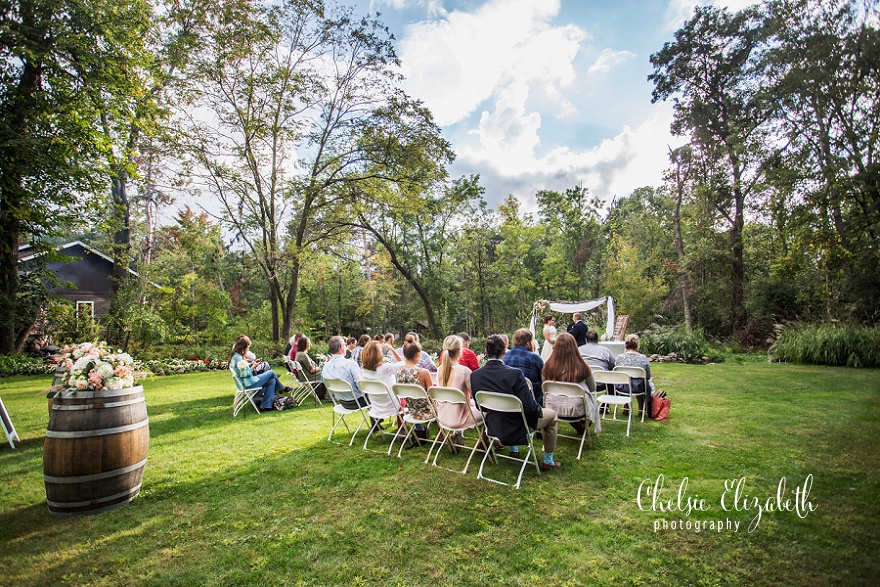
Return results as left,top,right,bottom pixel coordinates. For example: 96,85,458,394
529,296,616,343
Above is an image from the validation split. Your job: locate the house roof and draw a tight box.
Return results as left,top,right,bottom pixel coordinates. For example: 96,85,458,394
19,240,115,264
18,240,159,287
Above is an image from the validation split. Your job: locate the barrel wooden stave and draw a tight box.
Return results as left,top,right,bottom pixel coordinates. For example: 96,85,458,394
43,386,149,516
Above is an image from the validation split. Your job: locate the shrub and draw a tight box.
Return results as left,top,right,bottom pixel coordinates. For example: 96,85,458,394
134,358,230,376
769,323,880,368
0,355,55,376
639,324,712,362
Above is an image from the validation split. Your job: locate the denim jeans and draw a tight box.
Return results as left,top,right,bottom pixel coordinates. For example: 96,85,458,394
253,369,281,409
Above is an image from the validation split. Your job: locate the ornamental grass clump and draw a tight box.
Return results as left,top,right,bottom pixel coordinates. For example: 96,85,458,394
769,323,880,368
639,324,711,362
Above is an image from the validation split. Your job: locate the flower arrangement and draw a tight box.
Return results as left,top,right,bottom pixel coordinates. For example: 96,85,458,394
533,299,550,314
58,341,135,391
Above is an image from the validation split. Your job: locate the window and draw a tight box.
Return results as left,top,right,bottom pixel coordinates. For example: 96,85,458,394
76,301,95,318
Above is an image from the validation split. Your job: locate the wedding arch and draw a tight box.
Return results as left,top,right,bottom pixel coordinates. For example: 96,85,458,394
529,296,617,341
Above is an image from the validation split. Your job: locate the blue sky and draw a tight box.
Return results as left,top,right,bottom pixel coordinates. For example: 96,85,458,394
337,0,758,211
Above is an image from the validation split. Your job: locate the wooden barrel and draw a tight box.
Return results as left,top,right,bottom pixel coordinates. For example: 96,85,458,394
43,386,149,516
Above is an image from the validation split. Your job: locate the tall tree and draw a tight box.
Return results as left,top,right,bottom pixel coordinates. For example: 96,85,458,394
650,4,773,341
0,0,151,353
764,0,880,320
183,0,449,341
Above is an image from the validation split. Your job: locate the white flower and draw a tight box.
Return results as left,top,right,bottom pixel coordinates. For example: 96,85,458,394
73,356,91,371
236,359,249,371
97,362,115,380
117,353,133,364
74,376,89,390
105,377,124,391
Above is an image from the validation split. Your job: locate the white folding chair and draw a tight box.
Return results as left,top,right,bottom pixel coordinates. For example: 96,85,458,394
542,381,599,460
230,366,262,417
474,391,542,489
324,379,370,446
289,359,324,406
523,378,536,402
426,386,485,474
593,371,642,436
613,365,650,419
359,379,403,454
392,383,437,458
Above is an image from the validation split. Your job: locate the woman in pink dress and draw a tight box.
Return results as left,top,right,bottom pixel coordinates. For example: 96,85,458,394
435,335,483,449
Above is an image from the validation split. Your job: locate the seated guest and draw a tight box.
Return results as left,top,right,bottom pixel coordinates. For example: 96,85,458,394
439,332,481,371
502,329,545,405
395,337,435,439
351,334,370,367
231,335,289,411
322,335,367,409
436,335,483,434
399,332,437,372
287,333,303,362
360,340,404,417
615,334,654,395
471,335,561,470
542,333,597,435
234,335,271,374
383,333,396,358
295,336,326,400
579,330,616,372
345,337,357,359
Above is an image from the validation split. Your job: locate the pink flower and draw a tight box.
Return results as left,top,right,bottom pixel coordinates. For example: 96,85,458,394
88,371,103,388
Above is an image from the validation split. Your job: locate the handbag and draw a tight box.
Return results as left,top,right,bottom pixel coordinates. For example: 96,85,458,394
651,392,670,420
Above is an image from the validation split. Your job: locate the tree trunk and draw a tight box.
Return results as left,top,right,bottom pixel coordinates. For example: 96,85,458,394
0,214,19,354
282,257,300,341
670,148,693,331
107,171,132,345
363,225,440,338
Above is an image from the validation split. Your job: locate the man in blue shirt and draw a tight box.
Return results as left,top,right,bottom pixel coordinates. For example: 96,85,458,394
502,329,544,405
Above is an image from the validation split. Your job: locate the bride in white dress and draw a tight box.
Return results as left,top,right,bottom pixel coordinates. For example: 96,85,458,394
540,315,557,361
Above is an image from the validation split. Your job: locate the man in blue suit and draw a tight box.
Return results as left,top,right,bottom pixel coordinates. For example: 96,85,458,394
569,312,588,347
471,335,562,470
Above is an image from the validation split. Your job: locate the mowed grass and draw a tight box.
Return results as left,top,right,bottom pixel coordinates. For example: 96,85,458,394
0,361,878,587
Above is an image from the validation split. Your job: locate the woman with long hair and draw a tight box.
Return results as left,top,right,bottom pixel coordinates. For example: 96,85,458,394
541,332,595,433
360,340,404,416
231,335,289,411
436,335,483,430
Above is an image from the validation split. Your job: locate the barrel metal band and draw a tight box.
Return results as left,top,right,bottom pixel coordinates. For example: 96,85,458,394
52,397,145,411
56,386,144,399
45,419,149,439
46,483,143,509
43,458,148,484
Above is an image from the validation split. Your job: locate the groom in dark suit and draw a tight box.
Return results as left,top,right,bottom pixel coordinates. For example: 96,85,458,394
569,312,588,347
470,334,561,470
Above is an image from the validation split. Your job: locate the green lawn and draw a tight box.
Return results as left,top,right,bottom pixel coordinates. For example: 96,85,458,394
1,361,878,586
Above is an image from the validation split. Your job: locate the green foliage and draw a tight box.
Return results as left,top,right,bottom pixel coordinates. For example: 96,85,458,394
46,300,101,345
0,355,54,376
770,323,880,367
640,324,712,361
1,363,879,585
134,358,229,376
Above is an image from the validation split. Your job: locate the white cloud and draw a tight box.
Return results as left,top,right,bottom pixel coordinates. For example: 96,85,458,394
369,0,445,16
665,0,762,30
398,0,584,126
457,102,685,208
588,48,636,76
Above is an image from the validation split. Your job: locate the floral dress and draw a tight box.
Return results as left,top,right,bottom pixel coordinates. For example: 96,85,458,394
396,366,433,421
